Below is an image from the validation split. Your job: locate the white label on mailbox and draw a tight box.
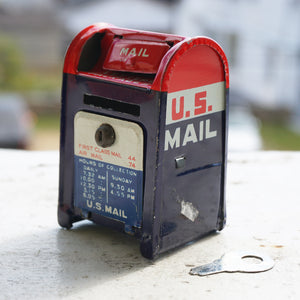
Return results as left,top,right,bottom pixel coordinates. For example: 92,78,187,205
165,81,225,125
74,111,143,171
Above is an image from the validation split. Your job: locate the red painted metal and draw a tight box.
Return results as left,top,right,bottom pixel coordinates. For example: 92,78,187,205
63,23,229,92
152,37,229,92
103,39,170,74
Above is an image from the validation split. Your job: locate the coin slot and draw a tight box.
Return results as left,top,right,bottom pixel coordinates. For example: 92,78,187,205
95,123,116,148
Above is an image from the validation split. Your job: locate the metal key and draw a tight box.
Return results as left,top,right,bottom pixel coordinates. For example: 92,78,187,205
189,250,275,276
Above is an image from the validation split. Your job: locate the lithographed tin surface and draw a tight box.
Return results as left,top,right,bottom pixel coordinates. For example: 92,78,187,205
58,23,229,259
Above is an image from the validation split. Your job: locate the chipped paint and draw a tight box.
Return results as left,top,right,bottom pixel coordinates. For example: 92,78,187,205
180,200,199,222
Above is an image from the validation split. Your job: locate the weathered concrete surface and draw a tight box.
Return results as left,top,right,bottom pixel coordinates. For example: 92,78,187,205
0,150,299,299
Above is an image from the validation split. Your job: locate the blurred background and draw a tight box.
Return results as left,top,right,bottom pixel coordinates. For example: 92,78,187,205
0,0,300,151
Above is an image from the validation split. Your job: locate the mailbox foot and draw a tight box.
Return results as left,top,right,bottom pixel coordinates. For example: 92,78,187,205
57,206,73,229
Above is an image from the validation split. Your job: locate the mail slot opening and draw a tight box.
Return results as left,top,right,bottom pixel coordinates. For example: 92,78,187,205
78,32,104,72
84,94,140,117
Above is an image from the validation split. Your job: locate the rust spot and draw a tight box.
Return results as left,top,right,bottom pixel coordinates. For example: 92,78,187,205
185,264,196,267
260,244,284,248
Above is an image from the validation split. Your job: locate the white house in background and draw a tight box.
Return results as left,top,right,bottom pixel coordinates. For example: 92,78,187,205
2,0,299,116
173,0,300,129
60,0,300,129
59,0,176,35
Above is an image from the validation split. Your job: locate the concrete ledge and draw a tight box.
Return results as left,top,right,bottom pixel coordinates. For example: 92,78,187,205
1,150,300,299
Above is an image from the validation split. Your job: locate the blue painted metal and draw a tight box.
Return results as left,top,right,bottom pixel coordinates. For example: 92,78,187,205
58,24,229,259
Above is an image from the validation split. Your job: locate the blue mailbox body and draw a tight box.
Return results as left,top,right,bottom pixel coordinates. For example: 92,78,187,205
58,23,229,259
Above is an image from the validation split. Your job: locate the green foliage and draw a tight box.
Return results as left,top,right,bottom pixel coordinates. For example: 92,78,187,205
260,121,300,150
0,33,61,91
35,114,60,130
0,34,23,90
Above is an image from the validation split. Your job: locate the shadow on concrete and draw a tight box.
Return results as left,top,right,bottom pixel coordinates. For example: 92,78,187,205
55,221,152,294
0,221,152,298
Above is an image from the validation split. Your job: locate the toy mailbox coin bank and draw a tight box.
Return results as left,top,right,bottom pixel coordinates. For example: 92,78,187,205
58,23,229,259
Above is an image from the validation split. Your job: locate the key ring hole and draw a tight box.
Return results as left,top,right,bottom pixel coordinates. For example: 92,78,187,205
242,255,263,264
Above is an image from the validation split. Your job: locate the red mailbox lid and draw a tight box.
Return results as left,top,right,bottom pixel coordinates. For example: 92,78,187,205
103,38,170,74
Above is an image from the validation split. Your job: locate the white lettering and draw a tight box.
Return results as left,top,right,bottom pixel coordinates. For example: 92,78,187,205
120,48,129,56
105,205,112,214
105,205,127,219
164,127,180,151
128,48,136,56
142,48,149,57
111,175,132,184
199,120,204,141
95,202,102,211
164,119,218,151
182,123,198,146
120,47,149,58
205,119,217,138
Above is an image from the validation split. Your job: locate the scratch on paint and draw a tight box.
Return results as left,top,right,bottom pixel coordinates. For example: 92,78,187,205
181,200,199,222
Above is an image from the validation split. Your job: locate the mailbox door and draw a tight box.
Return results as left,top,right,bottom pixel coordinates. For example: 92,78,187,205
58,73,162,239
73,111,144,233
